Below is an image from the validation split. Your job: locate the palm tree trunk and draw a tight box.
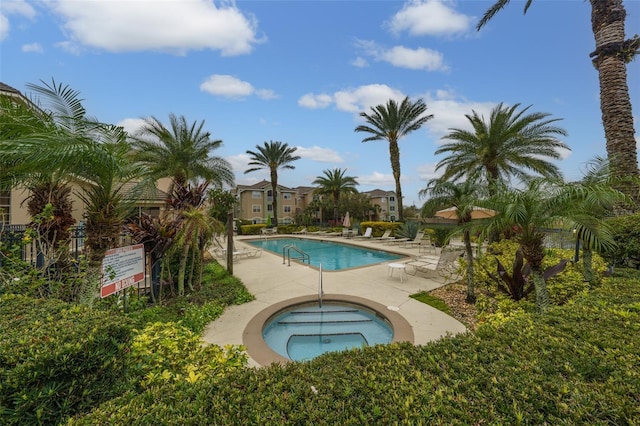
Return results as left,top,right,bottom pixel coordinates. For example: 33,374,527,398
389,140,403,221
582,246,596,284
531,269,550,313
590,0,640,203
463,229,476,303
270,170,279,226
177,242,190,296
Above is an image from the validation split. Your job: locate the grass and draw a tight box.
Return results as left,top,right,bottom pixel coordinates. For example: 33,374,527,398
410,290,451,314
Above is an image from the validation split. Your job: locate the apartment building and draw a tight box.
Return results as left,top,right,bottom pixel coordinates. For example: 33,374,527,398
234,180,299,225
362,189,399,222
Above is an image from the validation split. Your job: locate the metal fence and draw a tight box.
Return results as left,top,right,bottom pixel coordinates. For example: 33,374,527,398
0,224,151,292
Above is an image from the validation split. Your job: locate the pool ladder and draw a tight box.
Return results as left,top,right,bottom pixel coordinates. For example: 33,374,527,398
282,245,310,266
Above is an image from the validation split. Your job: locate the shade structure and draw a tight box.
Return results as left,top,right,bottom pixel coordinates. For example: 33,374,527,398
434,206,496,220
342,212,351,228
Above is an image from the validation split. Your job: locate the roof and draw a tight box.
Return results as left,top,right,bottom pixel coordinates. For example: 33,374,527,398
236,180,296,192
0,82,22,95
363,189,396,198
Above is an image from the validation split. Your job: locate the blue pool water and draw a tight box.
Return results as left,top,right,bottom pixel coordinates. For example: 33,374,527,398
262,302,394,361
247,237,402,271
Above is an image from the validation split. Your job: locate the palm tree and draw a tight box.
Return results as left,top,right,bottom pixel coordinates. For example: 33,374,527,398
130,114,234,191
420,179,488,303
245,141,300,226
435,103,569,191
485,178,626,312
478,0,639,203
312,168,359,225
355,96,433,221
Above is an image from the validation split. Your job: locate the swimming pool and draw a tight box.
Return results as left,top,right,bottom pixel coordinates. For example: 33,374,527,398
262,301,394,361
247,237,402,270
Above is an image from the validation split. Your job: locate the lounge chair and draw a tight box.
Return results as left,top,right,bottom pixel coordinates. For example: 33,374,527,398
400,231,428,248
404,248,464,283
292,227,308,235
354,227,373,239
373,230,393,242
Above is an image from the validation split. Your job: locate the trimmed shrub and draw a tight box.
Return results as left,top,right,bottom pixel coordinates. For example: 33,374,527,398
604,212,640,269
70,273,640,424
127,321,247,390
359,221,401,237
0,295,132,425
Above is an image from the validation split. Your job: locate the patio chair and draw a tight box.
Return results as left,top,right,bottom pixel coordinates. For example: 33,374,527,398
404,248,464,283
354,227,373,239
373,229,393,242
292,227,308,235
400,231,428,248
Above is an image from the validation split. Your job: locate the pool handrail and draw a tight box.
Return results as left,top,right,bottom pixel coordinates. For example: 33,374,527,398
282,244,311,266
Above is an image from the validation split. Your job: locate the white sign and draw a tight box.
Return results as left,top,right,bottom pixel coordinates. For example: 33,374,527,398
101,244,145,298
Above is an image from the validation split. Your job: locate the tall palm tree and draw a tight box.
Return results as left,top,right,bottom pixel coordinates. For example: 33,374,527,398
355,96,433,221
478,0,639,203
485,178,626,313
245,141,300,226
420,179,488,303
130,114,234,191
435,103,569,191
312,168,359,225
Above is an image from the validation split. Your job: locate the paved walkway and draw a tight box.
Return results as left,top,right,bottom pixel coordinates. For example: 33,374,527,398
202,235,467,367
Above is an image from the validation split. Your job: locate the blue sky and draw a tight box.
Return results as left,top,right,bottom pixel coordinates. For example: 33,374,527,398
1,0,639,207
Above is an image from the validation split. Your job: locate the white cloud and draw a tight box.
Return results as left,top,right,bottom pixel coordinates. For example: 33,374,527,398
226,153,252,174
351,57,368,68
298,84,406,114
255,88,278,100
200,74,275,100
356,39,447,71
422,89,496,138
387,0,473,36
0,0,36,41
416,162,440,183
298,93,333,109
47,0,261,55
295,146,343,163
117,118,148,137
22,42,43,53
0,15,9,41
334,84,406,113
357,171,395,188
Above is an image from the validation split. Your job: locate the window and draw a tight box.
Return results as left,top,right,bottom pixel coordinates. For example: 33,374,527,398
390,196,395,202
389,206,395,212
0,191,9,223
252,205,261,213
267,204,273,212
284,206,291,213
283,193,292,200
252,191,262,199
267,190,274,201
381,198,386,204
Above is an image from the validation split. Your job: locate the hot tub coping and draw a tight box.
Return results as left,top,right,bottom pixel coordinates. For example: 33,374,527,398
243,294,415,366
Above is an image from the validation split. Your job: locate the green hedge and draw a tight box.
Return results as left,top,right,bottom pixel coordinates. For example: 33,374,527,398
604,212,640,269
70,273,640,424
359,221,401,237
0,295,132,425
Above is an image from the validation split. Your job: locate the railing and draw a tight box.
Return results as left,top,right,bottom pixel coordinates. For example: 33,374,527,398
282,244,310,267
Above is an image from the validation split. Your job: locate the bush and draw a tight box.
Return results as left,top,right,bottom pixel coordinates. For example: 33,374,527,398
473,240,607,305
71,272,640,424
0,295,132,425
604,212,640,269
127,322,247,391
359,221,401,237
423,225,455,247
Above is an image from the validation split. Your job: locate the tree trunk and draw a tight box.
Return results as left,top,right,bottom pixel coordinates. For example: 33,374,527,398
582,246,596,284
177,242,190,296
463,228,476,303
270,170,279,226
531,268,550,313
590,0,639,204
389,140,403,221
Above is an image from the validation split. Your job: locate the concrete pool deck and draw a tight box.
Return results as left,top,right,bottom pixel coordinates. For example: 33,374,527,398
202,234,468,367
